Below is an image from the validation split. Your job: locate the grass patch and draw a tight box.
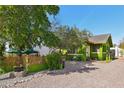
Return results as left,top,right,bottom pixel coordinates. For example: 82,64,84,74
27,64,48,73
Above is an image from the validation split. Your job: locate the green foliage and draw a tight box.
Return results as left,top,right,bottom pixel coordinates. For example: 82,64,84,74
66,54,86,62
103,53,106,60
98,46,103,60
73,55,83,61
77,46,86,62
0,43,5,57
60,49,67,55
76,55,86,62
67,27,82,51
65,45,86,62
91,52,98,60
54,25,92,53
66,55,74,61
0,68,5,75
106,54,111,63
27,64,47,73
3,66,13,72
0,5,60,51
44,52,63,70
0,17,7,57
0,60,13,73
0,5,60,67
82,55,86,62
77,45,86,54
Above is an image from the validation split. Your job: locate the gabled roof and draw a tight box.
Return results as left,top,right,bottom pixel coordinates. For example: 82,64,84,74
88,34,113,46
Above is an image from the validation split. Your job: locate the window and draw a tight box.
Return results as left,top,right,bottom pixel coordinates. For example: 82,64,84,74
92,45,100,52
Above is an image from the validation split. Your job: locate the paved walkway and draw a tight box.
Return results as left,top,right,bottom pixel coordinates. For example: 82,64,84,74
10,58,124,88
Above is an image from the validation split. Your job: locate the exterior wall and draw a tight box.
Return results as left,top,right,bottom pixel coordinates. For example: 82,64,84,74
5,42,51,56
90,44,110,60
33,46,51,56
110,46,124,58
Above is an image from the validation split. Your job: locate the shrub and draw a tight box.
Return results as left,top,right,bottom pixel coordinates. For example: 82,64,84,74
73,55,81,61
106,54,111,63
103,53,106,60
0,60,13,73
0,68,5,75
77,46,86,62
81,54,86,62
4,66,13,72
66,55,74,61
91,52,98,60
27,64,47,73
44,52,63,70
74,55,86,62
66,54,86,62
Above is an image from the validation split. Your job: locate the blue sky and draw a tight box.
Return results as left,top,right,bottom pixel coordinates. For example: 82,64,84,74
55,5,124,45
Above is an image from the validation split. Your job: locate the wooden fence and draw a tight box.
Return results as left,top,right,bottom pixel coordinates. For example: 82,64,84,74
4,55,42,67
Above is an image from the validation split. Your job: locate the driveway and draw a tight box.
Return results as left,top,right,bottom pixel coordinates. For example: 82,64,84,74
11,58,124,88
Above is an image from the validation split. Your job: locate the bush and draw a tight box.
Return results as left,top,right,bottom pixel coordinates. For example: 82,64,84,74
27,64,48,73
4,66,13,72
65,54,86,62
0,60,13,73
91,52,98,60
74,55,86,62
77,46,86,62
44,52,63,70
73,55,81,61
0,68,5,75
66,55,74,61
103,53,106,60
27,52,64,73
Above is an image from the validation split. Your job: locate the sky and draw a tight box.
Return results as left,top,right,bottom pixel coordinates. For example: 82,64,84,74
55,5,124,45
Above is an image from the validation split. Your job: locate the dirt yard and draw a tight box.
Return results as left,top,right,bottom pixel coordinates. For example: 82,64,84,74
11,57,124,88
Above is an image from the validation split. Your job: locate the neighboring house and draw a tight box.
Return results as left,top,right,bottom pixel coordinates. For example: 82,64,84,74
5,43,51,56
33,46,51,56
110,45,124,58
86,34,113,60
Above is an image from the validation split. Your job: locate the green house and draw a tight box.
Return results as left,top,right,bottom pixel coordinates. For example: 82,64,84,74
86,34,113,60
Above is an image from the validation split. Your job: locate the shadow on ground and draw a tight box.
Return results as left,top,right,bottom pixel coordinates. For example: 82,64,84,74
0,77,10,81
47,61,99,76
0,62,99,81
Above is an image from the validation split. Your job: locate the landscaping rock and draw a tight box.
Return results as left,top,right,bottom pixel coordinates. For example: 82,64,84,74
0,70,46,88
14,71,26,77
9,72,16,78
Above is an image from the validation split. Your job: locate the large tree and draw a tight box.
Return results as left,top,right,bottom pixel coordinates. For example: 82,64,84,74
0,5,60,66
54,25,69,50
0,17,7,58
54,25,93,53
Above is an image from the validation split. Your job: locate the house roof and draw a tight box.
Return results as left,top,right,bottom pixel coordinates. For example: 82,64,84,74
88,34,113,46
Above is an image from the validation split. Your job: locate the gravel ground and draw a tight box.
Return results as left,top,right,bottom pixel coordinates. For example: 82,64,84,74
0,71,46,88
1,58,124,88
9,58,124,88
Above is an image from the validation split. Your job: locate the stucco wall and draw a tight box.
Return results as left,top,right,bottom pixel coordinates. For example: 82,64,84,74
33,46,51,56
